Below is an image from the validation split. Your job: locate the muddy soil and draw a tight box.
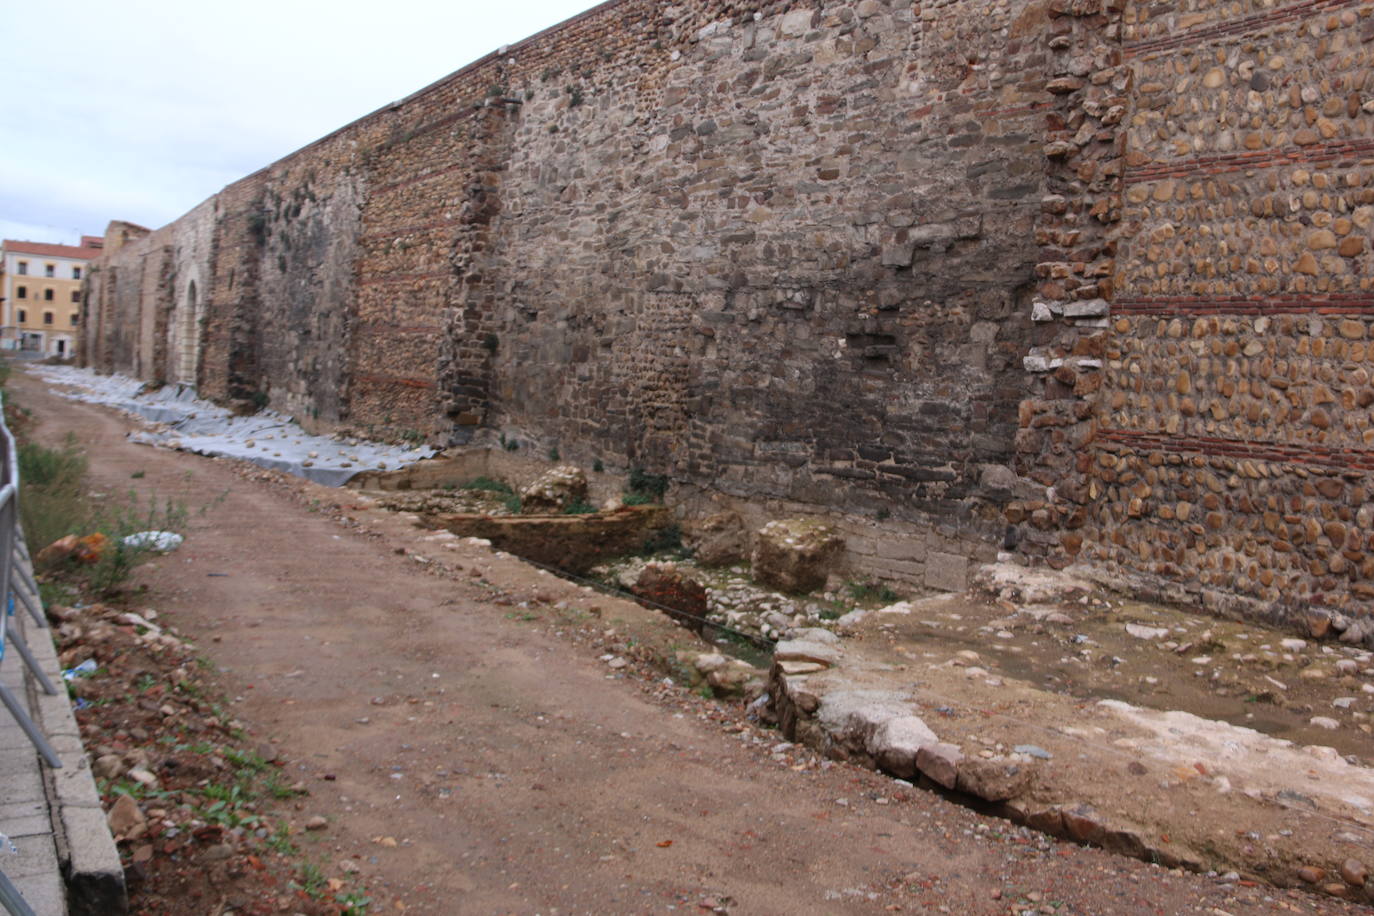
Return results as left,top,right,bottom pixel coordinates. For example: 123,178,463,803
16,366,1374,916
871,586,1374,761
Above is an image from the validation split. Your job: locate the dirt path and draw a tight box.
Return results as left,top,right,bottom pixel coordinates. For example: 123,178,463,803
15,368,1369,916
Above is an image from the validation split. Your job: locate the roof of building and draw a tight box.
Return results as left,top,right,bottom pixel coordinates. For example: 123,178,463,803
2,239,104,261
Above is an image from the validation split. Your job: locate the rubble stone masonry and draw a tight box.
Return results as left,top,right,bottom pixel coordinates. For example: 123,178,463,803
80,0,1374,622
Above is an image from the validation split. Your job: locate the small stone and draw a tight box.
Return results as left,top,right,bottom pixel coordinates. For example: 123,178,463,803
955,756,1031,801
1310,716,1340,730
304,815,328,831
1340,859,1367,887
203,843,234,861
915,743,963,789
127,766,159,789
92,754,126,780
1061,804,1104,843
1308,229,1338,250
1280,638,1307,652
1297,865,1325,884
106,793,145,836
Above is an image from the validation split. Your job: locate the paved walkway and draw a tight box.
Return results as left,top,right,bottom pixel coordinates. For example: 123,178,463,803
1,605,66,916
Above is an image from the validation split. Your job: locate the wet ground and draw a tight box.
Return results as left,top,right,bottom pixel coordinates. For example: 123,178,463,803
874,587,1374,762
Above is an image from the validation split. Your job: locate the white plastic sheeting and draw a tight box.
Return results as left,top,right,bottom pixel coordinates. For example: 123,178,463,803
28,365,436,486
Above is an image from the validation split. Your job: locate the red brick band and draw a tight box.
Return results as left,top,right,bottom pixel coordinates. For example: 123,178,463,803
357,271,451,287
354,324,441,336
354,374,437,390
1125,138,1374,184
373,158,474,196
1098,428,1374,472
359,220,460,243
1114,295,1374,316
1125,0,1363,57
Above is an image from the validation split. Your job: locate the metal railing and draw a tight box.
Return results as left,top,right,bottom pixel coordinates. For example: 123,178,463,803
0,392,61,916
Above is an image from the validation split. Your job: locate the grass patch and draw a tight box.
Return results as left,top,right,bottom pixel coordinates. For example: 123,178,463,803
20,432,190,596
460,476,513,495
641,523,683,556
624,467,669,504
846,580,900,605
18,435,89,549
562,500,596,515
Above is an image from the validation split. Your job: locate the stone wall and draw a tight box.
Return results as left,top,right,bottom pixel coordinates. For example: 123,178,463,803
78,0,1374,619
1083,0,1374,621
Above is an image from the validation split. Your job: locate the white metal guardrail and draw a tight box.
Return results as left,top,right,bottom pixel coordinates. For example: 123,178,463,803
0,393,63,916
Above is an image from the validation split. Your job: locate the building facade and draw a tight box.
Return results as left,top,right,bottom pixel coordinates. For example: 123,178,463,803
0,236,103,357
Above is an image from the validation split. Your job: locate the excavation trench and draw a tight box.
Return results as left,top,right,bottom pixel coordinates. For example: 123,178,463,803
358,464,1374,903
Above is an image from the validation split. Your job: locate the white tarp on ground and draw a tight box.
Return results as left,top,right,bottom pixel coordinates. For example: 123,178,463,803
27,365,436,486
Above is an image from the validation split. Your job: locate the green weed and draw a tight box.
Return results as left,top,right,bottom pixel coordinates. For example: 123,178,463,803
846,580,899,605
460,476,513,495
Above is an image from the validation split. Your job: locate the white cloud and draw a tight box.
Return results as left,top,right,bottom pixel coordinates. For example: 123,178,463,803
1,0,598,236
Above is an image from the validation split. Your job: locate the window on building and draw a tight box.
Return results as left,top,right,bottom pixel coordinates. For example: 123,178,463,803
44,264,54,278
16,261,27,275
16,286,26,299
70,314,79,326
72,267,82,280
70,290,80,303
43,289,54,301
42,312,53,325
17,310,26,324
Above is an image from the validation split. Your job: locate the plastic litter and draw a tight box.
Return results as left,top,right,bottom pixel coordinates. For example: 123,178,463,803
122,531,183,552
61,659,98,681
30,364,436,486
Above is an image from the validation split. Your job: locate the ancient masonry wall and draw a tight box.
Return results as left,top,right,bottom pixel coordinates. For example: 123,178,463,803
1084,0,1374,622
78,0,1374,620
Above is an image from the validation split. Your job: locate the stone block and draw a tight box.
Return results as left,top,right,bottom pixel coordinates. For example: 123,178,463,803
752,519,844,594
925,551,969,592
916,742,963,789
1061,298,1108,318
778,7,814,36
868,716,939,779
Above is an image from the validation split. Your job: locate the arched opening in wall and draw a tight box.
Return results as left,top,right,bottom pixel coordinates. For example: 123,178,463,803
176,280,200,385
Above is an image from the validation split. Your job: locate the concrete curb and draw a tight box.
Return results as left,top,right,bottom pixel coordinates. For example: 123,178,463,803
15,571,127,915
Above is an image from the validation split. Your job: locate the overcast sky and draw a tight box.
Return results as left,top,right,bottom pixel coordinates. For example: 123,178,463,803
1,0,599,246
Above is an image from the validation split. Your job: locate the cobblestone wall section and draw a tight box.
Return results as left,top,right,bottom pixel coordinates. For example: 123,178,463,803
1087,0,1374,618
